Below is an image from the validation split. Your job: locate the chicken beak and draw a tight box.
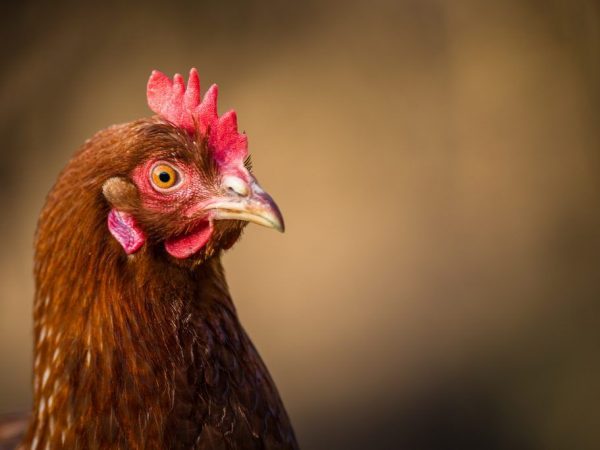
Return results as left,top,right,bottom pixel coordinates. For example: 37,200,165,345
205,179,285,232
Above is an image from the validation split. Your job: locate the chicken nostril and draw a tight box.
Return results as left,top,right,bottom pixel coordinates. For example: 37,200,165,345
223,176,250,197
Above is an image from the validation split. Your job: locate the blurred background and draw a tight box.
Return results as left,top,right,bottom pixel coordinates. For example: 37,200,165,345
1,1,599,449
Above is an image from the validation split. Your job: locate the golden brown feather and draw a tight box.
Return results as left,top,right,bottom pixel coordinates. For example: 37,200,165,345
18,118,297,449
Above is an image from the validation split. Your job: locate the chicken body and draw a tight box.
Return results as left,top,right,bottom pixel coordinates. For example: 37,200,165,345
16,110,297,448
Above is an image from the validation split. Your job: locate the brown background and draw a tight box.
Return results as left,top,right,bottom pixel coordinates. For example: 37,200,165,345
1,1,599,449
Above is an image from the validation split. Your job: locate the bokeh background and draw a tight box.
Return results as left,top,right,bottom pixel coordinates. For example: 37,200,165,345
1,1,599,449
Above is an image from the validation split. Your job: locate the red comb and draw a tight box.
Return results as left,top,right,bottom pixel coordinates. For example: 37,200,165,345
147,68,248,166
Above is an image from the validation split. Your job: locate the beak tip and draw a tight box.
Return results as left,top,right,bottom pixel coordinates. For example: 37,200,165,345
274,211,285,233
266,198,285,233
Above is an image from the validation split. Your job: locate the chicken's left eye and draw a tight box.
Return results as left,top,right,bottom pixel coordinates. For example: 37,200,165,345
150,163,180,191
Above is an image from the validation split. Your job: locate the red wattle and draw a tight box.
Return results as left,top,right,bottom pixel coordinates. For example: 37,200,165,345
164,220,213,259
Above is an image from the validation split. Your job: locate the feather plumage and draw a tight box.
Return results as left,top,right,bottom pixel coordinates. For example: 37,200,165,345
16,112,296,449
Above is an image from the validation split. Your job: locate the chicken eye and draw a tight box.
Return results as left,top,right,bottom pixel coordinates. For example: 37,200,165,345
150,163,180,190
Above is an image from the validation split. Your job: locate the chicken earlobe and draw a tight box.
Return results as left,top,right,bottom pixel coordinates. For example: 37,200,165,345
107,209,146,254
102,177,146,254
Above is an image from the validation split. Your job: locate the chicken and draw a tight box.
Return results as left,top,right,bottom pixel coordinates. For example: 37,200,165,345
4,68,298,449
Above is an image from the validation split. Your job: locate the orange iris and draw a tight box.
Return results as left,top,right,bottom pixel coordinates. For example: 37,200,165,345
151,164,178,190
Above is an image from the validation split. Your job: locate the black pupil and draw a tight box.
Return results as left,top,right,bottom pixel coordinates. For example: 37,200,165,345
158,171,171,183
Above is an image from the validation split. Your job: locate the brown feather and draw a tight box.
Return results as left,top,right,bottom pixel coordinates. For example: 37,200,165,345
21,118,298,449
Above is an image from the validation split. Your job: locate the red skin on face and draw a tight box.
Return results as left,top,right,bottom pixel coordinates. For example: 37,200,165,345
128,159,213,258
130,159,206,213
124,158,251,259
108,69,254,259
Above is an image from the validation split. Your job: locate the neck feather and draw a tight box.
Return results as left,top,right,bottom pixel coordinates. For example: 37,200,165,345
24,136,235,448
